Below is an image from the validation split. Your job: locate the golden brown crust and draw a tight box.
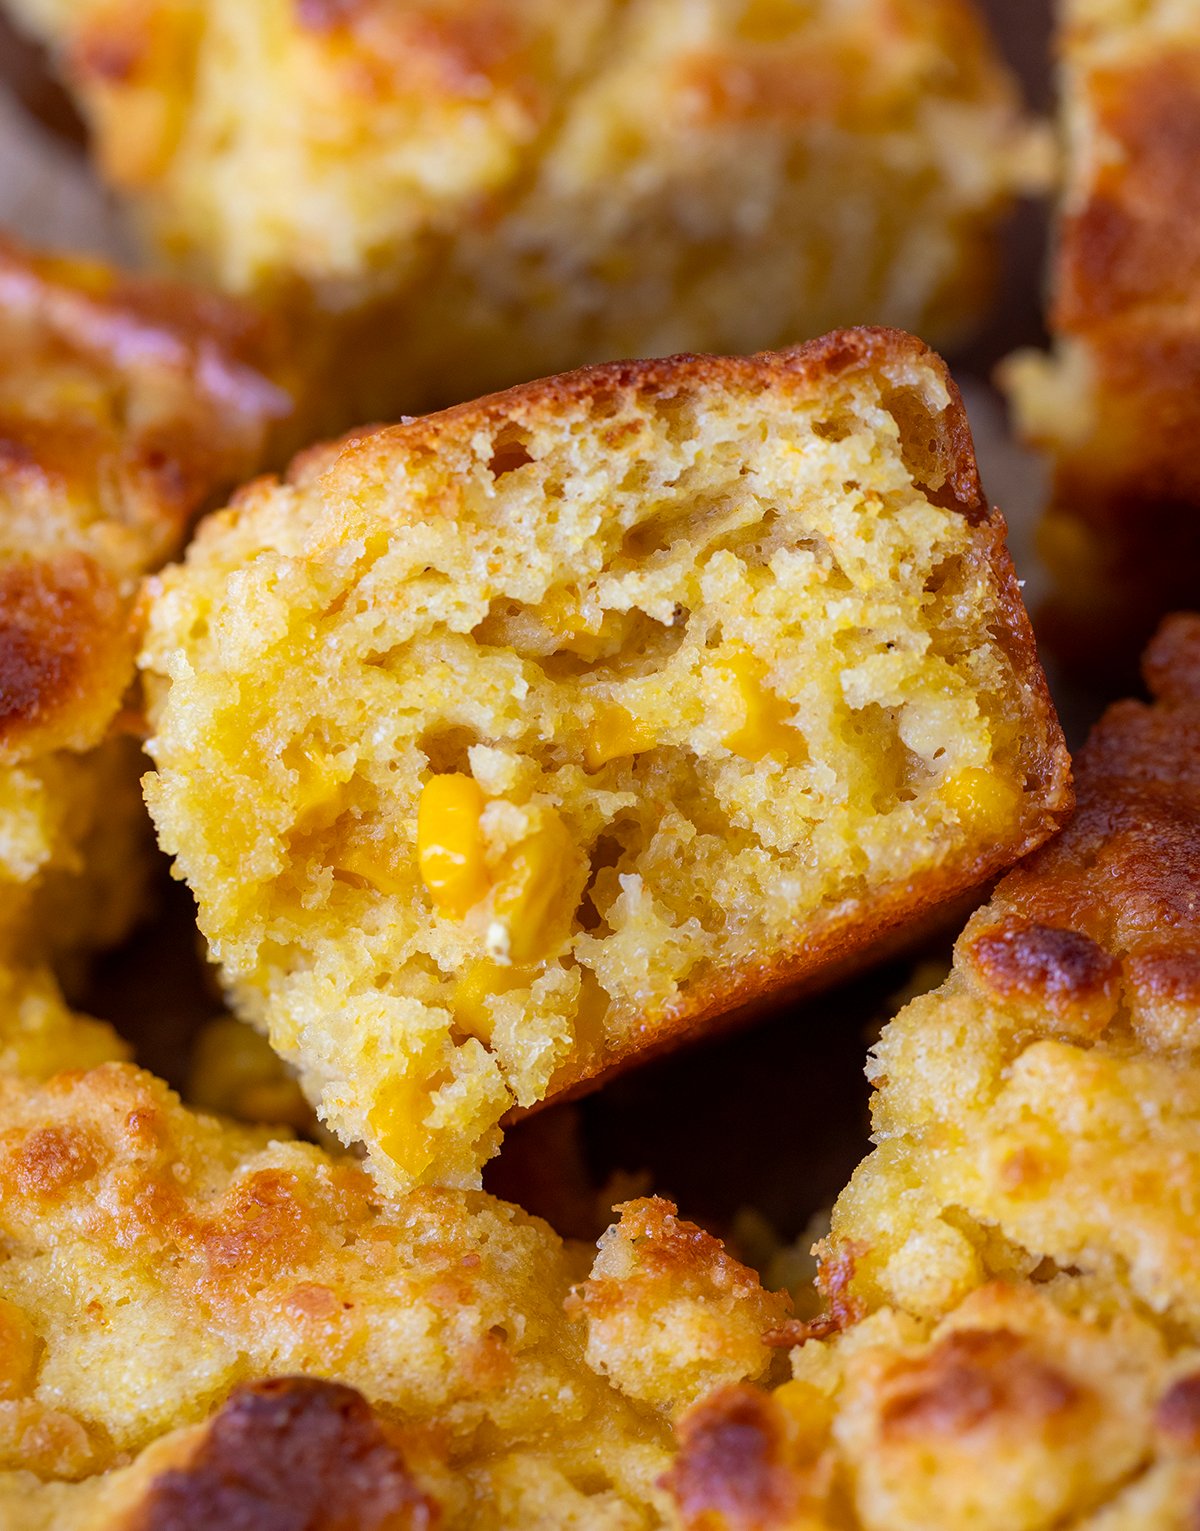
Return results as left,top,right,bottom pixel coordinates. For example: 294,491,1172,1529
0,234,295,763
343,329,988,528
121,1378,440,1531
567,1197,792,1412
664,1384,826,1531
957,612,1200,1051
874,1327,1082,1441
1006,24,1200,670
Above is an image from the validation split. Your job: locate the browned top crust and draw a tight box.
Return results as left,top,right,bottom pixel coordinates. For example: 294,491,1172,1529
309,328,988,529
664,1384,826,1531
122,1378,439,1531
0,235,295,762
959,611,1200,1049
1006,21,1200,666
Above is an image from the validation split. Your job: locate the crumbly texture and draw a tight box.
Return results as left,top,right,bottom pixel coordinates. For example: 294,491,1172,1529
660,616,1200,1530
667,1277,1200,1531
567,1197,792,1416
828,613,1200,1332
139,331,1070,1193
0,1062,795,1529
0,234,295,974
1002,0,1200,671
6,0,1031,418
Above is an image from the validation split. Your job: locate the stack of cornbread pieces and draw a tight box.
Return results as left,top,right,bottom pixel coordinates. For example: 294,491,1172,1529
1,2,1199,1527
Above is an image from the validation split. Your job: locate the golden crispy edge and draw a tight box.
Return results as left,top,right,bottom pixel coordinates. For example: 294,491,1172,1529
1018,41,1200,665
0,234,298,762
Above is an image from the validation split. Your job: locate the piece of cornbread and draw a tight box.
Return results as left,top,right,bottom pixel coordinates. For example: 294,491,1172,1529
662,615,1200,1531
1003,0,1200,672
0,234,295,981
827,613,1200,1332
667,1277,1196,1531
0,1065,794,1528
5,0,1033,418
140,330,1071,1192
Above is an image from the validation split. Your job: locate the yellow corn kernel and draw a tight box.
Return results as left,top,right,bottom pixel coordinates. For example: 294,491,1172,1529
368,1067,440,1183
493,809,583,964
453,961,532,1042
942,766,1019,828
417,773,491,919
584,700,658,770
716,646,801,761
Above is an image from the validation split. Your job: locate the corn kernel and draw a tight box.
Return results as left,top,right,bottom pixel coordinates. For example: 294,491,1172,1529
453,961,532,1042
417,773,491,919
584,701,657,770
493,808,582,964
943,766,1019,827
368,1066,441,1182
716,646,801,761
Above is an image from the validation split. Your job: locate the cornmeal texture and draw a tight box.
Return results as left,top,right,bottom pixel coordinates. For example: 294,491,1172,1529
6,0,1031,416
1004,0,1200,669
140,331,1070,1191
0,235,294,979
663,615,1200,1530
0,1068,792,1529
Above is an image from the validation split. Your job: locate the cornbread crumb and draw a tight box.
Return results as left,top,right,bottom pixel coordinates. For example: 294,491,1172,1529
0,1061,805,1527
828,614,1200,1334
8,0,1030,417
140,331,1070,1192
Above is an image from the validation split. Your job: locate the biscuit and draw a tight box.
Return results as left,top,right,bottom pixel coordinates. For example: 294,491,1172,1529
1003,0,1200,672
6,0,1032,417
140,330,1071,1191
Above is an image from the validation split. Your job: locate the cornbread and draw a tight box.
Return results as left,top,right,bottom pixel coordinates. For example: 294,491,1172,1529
825,613,1200,1329
0,234,294,977
667,1278,1200,1531
662,615,1200,1531
140,331,1071,1191
0,1065,791,1527
1003,0,1200,669
5,0,1032,417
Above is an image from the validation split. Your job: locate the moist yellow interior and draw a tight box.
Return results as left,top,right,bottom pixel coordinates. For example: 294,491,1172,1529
143,377,1035,1190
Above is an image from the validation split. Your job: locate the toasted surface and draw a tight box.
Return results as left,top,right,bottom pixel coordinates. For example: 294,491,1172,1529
667,1278,1200,1531
0,234,294,968
1003,0,1200,669
7,0,1029,415
658,616,1200,1529
139,331,1070,1192
827,613,1200,1331
0,1062,796,1528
